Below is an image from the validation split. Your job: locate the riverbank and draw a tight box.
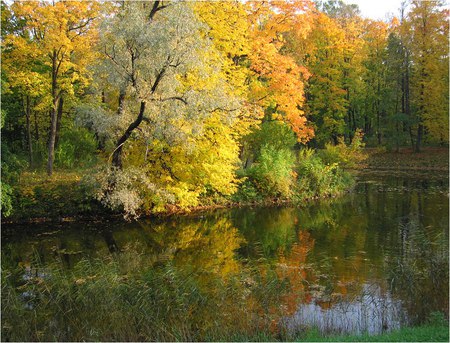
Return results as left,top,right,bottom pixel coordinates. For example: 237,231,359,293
296,321,449,342
3,147,448,224
0,169,314,224
239,321,450,341
2,171,448,342
361,147,449,172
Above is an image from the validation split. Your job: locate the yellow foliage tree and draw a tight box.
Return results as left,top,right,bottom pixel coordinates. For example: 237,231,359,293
6,1,100,175
407,0,449,148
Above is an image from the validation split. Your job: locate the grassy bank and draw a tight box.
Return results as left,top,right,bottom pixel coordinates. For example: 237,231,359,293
296,322,449,342
3,170,110,223
3,149,355,223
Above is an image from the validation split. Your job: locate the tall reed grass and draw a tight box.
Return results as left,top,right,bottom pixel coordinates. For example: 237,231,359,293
2,246,292,342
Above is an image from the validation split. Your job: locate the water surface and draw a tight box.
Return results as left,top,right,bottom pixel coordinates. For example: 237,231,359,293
2,173,448,336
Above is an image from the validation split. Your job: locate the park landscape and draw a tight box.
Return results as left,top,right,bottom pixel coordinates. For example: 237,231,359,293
1,0,449,341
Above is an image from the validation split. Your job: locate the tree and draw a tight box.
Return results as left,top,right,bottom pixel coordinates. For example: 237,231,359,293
360,19,389,145
297,11,348,146
85,1,249,216
246,0,315,143
383,17,411,151
407,0,449,150
7,1,100,175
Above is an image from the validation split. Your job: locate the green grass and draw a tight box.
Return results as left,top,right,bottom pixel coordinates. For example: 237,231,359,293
298,324,449,342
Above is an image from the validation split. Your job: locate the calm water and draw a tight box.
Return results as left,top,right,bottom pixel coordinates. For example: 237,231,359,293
2,173,449,336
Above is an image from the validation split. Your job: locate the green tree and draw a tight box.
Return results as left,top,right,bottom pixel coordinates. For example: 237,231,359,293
301,11,347,146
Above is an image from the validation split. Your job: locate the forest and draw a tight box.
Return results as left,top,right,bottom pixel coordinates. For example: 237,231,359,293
1,0,448,219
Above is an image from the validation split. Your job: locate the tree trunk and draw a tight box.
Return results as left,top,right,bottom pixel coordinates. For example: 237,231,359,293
415,124,423,153
55,95,64,149
396,121,400,153
112,101,146,169
47,50,59,176
25,95,33,167
118,88,126,115
34,106,39,141
47,104,58,176
377,111,382,145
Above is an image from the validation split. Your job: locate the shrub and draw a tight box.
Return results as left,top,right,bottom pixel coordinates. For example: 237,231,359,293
241,121,297,170
1,141,27,218
319,129,367,169
249,121,297,153
247,145,296,199
295,148,354,202
232,178,263,203
1,183,13,217
84,166,175,219
55,127,98,169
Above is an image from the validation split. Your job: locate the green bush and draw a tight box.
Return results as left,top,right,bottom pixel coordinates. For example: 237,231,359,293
55,127,97,169
1,140,27,218
247,145,296,198
1,183,13,217
232,178,262,203
319,129,367,169
249,121,297,153
241,121,297,170
295,148,354,202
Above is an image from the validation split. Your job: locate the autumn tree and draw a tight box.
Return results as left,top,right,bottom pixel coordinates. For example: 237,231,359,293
5,1,100,175
360,19,389,145
294,10,347,146
246,0,314,143
407,0,449,150
83,1,249,216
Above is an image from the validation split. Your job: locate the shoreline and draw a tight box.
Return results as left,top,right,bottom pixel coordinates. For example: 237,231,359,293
1,194,334,226
3,168,448,226
3,147,448,225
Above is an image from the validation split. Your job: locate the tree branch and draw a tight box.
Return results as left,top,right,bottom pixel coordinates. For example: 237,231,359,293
151,68,166,93
149,1,169,21
160,96,187,105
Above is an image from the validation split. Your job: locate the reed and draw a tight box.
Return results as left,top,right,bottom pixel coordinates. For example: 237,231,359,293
2,247,287,342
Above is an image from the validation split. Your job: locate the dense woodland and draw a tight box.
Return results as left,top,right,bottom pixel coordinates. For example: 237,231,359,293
1,0,448,219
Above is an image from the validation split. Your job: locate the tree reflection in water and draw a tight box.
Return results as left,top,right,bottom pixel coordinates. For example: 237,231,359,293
1,174,448,339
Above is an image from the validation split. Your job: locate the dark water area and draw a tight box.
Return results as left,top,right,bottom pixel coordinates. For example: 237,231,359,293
2,173,449,336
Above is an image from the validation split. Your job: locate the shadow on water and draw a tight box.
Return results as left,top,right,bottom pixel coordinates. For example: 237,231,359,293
1,174,448,340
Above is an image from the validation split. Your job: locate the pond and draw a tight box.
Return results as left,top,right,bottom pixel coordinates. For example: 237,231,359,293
2,172,449,340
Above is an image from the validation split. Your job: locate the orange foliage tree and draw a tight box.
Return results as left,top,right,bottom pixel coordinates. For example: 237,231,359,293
246,1,315,143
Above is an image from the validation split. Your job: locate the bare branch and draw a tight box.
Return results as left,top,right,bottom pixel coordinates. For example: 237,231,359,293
160,96,188,105
69,17,96,32
149,1,170,21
